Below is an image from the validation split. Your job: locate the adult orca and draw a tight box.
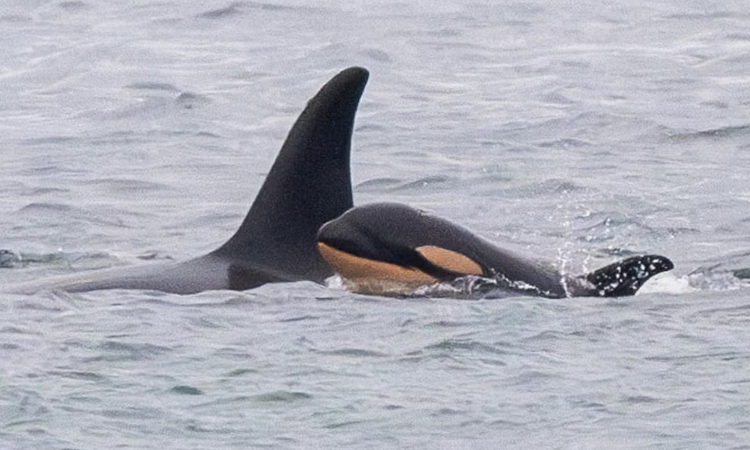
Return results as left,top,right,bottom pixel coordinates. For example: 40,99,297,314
6,67,369,295
316,202,674,298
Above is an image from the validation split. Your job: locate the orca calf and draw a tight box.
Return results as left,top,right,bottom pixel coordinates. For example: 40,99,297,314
7,67,369,295
317,202,673,298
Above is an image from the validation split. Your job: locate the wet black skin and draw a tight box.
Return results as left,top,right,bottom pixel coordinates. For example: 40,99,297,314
7,67,369,295
317,203,674,298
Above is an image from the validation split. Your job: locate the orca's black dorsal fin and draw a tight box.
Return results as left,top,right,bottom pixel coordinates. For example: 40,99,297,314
575,254,674,297
215,67,369,281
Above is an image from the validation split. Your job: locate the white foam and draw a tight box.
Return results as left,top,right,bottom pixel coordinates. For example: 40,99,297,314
635,273,698,295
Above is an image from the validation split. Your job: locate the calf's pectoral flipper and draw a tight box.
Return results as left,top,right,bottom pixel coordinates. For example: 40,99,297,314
571,255,674,297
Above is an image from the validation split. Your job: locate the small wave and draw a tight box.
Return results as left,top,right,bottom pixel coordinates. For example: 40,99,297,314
576,215,668,244
0,14,31,22
669,124,750,141
390,175,453,192
19,202,75,213
224,368,258,378
19,165,84,177
0,250,131,277
101,406,163,420
358,47,392,63
326,272,551,300
17,202,129,228
319,348,388,358
196,1,296,19
0,249,95,269
170,385,203,396
0,250,22,268
645,351,743,363
82,178,170,194
277,315,318,323
505,179,587,199
250,391,312,403
323,420,365,429
174,92,211,110
100,90,212,121
682,264,750,292
594,247,643,258
19,187,69,196
47,370,106,382
451,274,556,299
504,370,557,386
620,394,659,404
126,82,180,92
662,11,735,20
135,251,174,262
196,3,243,19
22,136,81,146
84,340,172,363
354,177,402,192
537,138,594,149
424,338,509,356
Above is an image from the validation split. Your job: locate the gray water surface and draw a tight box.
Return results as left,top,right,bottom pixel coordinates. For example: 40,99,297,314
2,1,750,449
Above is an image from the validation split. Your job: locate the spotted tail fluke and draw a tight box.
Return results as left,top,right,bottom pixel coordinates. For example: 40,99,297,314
579,255,674,297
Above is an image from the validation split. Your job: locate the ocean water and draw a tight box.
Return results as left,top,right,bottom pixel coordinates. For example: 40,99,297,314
2,0,750,448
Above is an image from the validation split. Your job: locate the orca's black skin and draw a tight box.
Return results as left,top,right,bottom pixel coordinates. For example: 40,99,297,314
7,67,369,295
317,202,674,298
